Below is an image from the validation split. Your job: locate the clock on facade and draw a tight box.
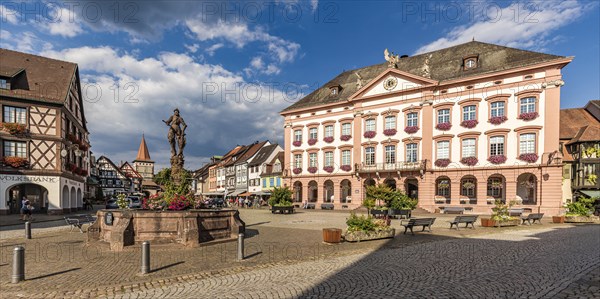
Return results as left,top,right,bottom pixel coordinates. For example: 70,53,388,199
383,77,398,90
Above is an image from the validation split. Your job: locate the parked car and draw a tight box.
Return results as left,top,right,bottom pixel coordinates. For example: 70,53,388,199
128,196,141,209
594,198,600,216
105,198,118,209
204,198,224,208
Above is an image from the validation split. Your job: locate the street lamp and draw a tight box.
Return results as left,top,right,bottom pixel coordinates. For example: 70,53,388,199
61,144,82,158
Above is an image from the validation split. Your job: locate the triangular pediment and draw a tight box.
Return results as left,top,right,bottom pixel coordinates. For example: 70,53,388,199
350,68,438,100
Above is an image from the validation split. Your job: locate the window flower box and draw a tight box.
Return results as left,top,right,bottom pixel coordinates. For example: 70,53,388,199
519,112,539,121
292,140,302,147
323,166,334,173
404,126,419,134
434,158,451,167
383,129,397,136
434,196,446,204
488,155,507,165
459,196,470,204
307,166,318,174
340,165,352,172
460,156,478,166
436,122,452,131
1,122,27,135
292,168,302,174
323,136,334,143
489,116,508,125
363,131,376,139
2,156,29,168
460,119,478,129
307,138,317,146
487,197,496,204
518,153,538,163
340,135,352,141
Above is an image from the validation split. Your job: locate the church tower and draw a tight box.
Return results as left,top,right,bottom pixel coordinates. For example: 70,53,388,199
133,134,155,180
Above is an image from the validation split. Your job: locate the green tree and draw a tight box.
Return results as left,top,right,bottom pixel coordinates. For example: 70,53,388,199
365,184,395,207
268,187,293,207
153,168,172,186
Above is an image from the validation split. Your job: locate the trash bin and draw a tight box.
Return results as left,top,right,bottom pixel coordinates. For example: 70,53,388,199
322,228,342,243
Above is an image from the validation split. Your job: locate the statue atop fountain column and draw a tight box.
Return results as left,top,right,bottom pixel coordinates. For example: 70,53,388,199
162,108,187,185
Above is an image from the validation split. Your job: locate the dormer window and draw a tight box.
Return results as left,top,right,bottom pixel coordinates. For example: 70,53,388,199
329,84,341,96
0,78,8,89
463,56,478,70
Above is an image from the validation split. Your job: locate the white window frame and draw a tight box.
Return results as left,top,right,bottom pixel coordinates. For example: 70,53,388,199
520,97,536,114
309,128,318,139
385,145,396,164
3,140,27,157
519,133,536,154
325,125,334,138
365,119,376,131
436,141,450,159
407,112,418,127
438,109,450,124
406,143,418,162
3,106,27,124
365,147,375,165
309,153,317,167
341,150,351,166
463,105,476,121
294,154,302,169
490,102,505,117
325,152,333,167
462,138,476,158
294,130,302,142
341,123,351,136
490,136,505,156
384,116,396,130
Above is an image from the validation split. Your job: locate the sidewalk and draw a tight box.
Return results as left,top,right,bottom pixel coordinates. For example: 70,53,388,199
0,206,101,227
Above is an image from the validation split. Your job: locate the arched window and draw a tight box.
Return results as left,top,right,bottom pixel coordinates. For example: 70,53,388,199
436,177,451,198
460,176,477,199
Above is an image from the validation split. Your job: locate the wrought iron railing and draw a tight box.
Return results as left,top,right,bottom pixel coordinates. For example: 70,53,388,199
356,160,425,172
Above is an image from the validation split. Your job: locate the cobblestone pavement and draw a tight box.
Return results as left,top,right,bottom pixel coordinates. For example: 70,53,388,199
105,225,600,299
0,209,598,298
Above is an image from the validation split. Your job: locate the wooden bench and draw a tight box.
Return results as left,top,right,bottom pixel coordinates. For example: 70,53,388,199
401,218,436,235
305,203,316,209
370,209,388,218
271,206,294,214
521,213,544,225
64,214,97,233
443,207,465,214
508,208,524,217
321,203,334,210
449,215,478,230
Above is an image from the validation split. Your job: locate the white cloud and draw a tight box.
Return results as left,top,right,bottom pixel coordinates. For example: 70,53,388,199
205,43,224,56
0,4,19,24
186,18,301,69
415,1,596,54
0,31,53,53
40,46,298,169
42,7,84,38
185,43,200,53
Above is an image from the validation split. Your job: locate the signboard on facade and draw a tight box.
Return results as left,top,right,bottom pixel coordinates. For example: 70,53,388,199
0,175,58,183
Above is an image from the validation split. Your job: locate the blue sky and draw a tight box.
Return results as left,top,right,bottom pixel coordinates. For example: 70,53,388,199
1,0,598,171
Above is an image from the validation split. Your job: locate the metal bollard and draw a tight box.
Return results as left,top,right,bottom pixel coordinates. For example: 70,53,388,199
141,241,150,274
25,222,31,239
12,246,25,283
237,233,244,261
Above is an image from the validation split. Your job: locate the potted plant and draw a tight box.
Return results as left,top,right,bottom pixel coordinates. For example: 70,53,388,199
436,122,452,131
343,212,395,242
519,112,539,121
307,138,317,146
434,196,446,204
460,119,478,129
307,166,318,174
292,168,302,175
363,131,376,138
404,126,419,134
488,155,507,165
383,129,397,136
340,165,352,172
292,140,302,147
460,156,478,166
1,122,27,135
340,135,352,141
323,136,334,143
434,158,451,167
268,187,294,214
519,153,539,163
481,200,520,227
586,174,597,185
489,116,508,125
323,166,334,173
564,197,600,223
2,156,29,168
486,197,496,204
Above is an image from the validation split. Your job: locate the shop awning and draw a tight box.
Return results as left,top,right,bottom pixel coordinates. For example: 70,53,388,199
228,190,246,197
251,191,272,196
201,191,224,196
579,190,600,198
239,192,252,197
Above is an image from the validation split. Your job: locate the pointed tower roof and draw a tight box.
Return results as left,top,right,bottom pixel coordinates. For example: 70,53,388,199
134,134,153,162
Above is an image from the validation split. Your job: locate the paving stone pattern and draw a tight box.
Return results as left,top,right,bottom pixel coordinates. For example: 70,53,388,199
116,225,599,299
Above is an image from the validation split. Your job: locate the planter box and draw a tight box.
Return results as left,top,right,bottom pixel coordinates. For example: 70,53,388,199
564,215,600,223
552,216,565,224
323,228,342,243
343,228,395,242
480,218,520,227
271,206,294,214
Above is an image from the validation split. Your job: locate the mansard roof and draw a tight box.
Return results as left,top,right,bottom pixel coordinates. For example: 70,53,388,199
282,41,568,113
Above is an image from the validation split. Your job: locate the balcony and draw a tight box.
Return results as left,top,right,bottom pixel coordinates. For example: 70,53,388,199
356,160,425,173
